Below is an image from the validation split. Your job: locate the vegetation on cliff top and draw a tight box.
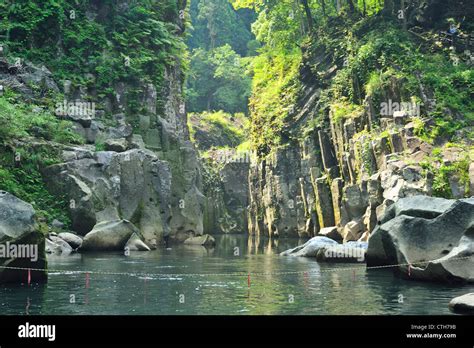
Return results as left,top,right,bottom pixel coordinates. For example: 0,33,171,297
185,0,256,114
0,0,186,115
0,95,80,224
230,1,473,160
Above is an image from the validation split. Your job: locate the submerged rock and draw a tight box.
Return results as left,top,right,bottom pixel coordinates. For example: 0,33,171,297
104,138,128,152
184,234,216,247
378,195,454,225
0,191,47,284
80,220,139,251
449,293,474,314
367,196,474,283
342,219,364,243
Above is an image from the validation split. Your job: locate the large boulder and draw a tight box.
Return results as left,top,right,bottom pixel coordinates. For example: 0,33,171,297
449,293,474,315
341,219,364,243
367,196,474,283
104,138,128,152
378,195,454,225
46,236,73,255
43,149,174,247
280,236,338,257
57,232,83,250
18,62,59,94
51,219,65,232
0,191,47,283
46,238,63,254
80,220,139,251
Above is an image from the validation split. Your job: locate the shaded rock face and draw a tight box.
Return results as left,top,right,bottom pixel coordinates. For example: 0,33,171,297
0,191,47,284
44,106,206,248
47,236,73,255
367,196,474,283
248,143,321,239
204,161,249,234
5,1,206,249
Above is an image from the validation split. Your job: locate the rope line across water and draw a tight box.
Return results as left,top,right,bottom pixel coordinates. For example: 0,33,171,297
0,255,471,279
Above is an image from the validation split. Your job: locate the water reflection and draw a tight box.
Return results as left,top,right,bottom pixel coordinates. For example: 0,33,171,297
0,234,472,315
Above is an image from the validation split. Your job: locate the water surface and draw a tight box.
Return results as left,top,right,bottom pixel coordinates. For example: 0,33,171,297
1,235,472,315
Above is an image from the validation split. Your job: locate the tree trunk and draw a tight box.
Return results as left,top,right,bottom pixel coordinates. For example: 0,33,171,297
347,0,356,13
300,0,314,32
320,0,326,16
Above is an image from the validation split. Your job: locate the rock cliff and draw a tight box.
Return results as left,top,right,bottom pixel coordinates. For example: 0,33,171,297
247,6,473,242
0,0,205,250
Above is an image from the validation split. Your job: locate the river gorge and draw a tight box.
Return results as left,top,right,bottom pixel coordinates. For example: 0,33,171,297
0,0,473,320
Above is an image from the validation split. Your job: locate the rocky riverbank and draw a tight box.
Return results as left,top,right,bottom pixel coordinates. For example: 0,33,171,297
280,195,473,284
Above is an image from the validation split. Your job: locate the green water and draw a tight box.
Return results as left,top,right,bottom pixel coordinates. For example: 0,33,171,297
1,235,472,315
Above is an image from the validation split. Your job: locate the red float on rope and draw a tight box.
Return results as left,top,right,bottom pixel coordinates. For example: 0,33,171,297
408,265,411,277
27,268,31,286
247,273,251,288
85,272,90,289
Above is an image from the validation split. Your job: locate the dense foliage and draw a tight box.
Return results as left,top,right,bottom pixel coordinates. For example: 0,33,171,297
0,0,186,114
0,95,81,225
188,0,256,55
189,110,249,150
231,1,473,156
186,0,256,114
186,45,251,113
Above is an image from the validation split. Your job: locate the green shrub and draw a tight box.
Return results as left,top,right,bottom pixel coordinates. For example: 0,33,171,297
0,97,80,226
